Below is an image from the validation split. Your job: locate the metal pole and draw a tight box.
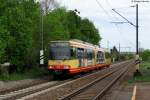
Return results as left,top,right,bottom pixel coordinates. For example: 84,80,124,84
136,4,139,55
136,4,139,71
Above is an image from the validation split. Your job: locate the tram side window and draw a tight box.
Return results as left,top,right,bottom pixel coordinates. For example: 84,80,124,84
77,48,84,59
87,50,93,60
96,52,99,63
101,53,104,61
70,47,76,59
97,51,104,63
84,49,87,58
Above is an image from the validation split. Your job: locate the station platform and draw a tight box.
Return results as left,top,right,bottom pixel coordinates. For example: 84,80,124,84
103,82,150,100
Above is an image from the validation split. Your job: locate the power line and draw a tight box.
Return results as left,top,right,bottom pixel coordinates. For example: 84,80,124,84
105,0,125,21
105,0,111,7
95,0,112,21
112,9,136,27
104,0,135,47
95,0,124,25
95,0,135,51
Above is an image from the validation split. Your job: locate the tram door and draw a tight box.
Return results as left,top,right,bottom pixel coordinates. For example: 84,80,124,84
77,48,84,67
87,49,93,66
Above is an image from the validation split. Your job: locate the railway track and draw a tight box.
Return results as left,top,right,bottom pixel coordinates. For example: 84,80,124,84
21,61,133,100
0,79,72,100
60,61,135,100
0,66,116,100
0,77,51,95
0,61,135,100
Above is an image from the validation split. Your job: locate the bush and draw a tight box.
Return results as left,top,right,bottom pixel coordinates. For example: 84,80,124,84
140,49,150,61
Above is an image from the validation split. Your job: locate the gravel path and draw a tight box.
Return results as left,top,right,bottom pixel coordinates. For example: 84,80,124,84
0,76,52,94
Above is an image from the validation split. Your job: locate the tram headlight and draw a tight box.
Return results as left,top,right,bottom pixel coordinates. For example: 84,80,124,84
49,66,53,69
64,66,69,69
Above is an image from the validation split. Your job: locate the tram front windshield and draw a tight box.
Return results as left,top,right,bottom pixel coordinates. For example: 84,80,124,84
50,42,70,60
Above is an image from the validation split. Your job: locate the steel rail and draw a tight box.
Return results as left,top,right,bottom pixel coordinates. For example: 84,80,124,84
92,62,132,100
0,80,70,100
59,61,133,100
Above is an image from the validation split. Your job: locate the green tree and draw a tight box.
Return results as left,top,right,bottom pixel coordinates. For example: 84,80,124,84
80,18,101,44
66,11,81,39
0,27,10,63
0,0,41,71
140,50,150,61
43,8,70,44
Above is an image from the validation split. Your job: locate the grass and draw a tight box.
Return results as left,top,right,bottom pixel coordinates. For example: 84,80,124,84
0,67,49,81
129,61,150,83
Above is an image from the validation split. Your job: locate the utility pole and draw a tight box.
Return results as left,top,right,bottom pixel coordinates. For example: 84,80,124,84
133,0,149,72
135,3,140,72
111,5,135,71
136,4,138,55
112,0,149,72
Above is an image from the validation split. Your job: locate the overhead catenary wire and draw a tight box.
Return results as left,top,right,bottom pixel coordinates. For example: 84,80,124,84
95,0,121,48
95,0,135,50
105,0,122,20
101,0,135,49
95,0,113,21
106,2,135,47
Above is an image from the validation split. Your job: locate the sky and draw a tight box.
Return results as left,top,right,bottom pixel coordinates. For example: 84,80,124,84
56,0,150,52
